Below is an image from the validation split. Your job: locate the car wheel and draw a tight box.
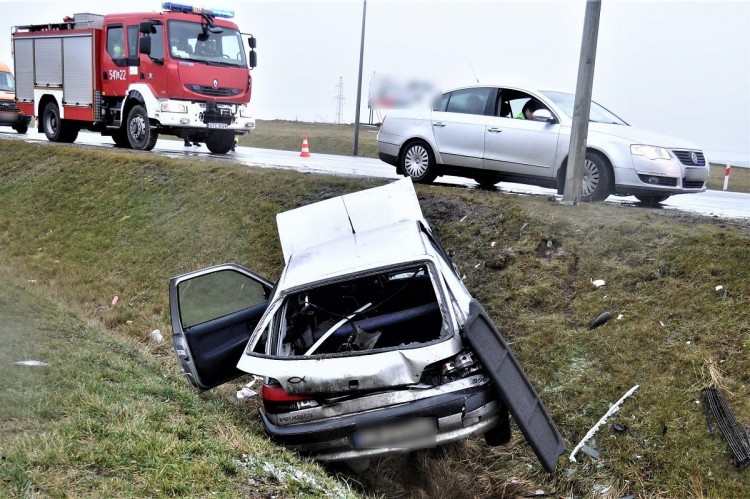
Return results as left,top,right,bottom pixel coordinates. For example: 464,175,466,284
126,104,158,151
14,123,28,134
112,127,131,148
580,151,613,202
205,130,236,154
635,194,670,205
473,175,497,190
400,140,438,184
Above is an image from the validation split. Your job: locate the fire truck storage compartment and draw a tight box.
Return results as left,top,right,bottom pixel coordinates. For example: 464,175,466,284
13,33,95,107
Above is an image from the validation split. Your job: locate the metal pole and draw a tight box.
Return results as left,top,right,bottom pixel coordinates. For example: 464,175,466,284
352,0,367,156
562,0,602,204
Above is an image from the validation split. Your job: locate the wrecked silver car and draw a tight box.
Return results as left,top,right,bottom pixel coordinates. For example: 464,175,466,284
169,179,565,472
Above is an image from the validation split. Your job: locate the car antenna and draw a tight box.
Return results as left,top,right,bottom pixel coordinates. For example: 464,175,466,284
469,62,480,84
342,202,355,234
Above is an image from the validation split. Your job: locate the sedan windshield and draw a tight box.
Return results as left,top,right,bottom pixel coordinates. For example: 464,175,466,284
541,91,627,125
167,20,246,67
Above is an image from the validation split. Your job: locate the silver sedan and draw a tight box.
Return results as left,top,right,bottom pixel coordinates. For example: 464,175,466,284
377,84,708,203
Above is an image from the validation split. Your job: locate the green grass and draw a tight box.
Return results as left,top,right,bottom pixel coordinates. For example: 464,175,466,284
0,139,749,497
237,119,379,158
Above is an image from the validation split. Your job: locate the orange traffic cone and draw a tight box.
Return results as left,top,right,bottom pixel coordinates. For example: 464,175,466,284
300,136,311,157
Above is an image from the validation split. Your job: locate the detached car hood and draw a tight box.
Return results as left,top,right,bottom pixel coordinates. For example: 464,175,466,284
589,122,702,150
276,178,429,263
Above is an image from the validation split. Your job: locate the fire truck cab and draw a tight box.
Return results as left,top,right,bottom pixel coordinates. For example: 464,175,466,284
12,2,257,153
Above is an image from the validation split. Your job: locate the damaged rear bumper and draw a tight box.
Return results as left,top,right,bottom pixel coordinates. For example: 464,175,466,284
260,380,504,462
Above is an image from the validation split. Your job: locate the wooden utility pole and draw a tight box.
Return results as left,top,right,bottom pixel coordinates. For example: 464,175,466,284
352,0,367,156
562,0,602,204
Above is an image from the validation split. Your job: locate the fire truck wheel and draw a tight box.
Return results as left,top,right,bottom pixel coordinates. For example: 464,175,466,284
42,102,64,142
205,131,236,154
126,105,158,151
14,124,28,135
112,127,131,148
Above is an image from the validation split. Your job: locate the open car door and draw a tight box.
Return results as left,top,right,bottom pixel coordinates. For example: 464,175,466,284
462,299,566,473
169,264,273,391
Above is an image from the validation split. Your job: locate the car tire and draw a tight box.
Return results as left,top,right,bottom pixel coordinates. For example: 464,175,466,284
112,127,131,148
579,151,613,202
473,175,497,190
400,140,438,184
635,194,670,205
126,104,158,151
205,130,236,154
42,101,78,143
14,123,28,134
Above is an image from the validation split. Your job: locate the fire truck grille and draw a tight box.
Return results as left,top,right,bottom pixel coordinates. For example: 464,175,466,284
186,84,241,97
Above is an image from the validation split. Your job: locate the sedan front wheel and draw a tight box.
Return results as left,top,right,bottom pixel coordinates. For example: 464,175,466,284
400,141,437,184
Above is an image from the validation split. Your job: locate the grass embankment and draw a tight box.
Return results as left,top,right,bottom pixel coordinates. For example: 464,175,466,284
1,140,749,497
240,120,750,194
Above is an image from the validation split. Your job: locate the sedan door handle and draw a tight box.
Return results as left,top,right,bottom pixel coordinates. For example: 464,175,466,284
487,127,502,133
432,122,446,128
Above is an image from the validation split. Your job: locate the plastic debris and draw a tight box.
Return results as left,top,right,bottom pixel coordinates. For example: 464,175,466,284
460,215,467,222
15,360,49,367
111,295,119,306
150,329,164,343
659,321,666,327
581,445,601,460
570,385,640,462
702,387,750,469
613,423,628,433
237,387,257,399
491,241,496,247
588,311,612,330
616,314,624,320
715,285,724,291
591,279,606,288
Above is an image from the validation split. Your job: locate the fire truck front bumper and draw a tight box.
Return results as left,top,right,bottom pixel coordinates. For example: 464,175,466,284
155,100,255,132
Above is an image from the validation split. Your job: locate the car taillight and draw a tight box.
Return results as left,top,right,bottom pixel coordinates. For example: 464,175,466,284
262,383,311,402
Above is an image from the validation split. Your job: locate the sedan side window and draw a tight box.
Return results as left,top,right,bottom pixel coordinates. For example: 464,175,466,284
178,269,268,328
433,92,450,112
445,87,492,116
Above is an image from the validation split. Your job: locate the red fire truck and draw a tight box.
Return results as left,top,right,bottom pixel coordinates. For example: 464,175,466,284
12,2,257,153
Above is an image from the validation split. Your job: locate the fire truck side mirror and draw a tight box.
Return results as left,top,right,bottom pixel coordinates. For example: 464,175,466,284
139,36,152,56
248,51,257,69
247,36,256,49
139,21,155,34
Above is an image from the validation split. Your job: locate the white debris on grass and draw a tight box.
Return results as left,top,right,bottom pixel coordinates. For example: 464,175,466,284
569,385,640,463
617,314,624,320
237,377,261,399
715,285,724,291
659,321,666,327
233,454,349,498
15,360,49,367
111,295,119,306
591,279,606,288
491,241,496,247
150,329,164,343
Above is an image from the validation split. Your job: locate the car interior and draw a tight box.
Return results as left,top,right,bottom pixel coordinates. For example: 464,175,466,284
275,264,446,356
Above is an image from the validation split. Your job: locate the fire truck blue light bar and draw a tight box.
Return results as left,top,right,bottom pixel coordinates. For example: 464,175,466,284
162,2,235,19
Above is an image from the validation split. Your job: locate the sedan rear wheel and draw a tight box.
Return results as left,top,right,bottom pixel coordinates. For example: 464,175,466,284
401,141,437,184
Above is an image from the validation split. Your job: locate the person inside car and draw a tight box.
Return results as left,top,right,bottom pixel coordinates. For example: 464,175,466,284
517,100,542,120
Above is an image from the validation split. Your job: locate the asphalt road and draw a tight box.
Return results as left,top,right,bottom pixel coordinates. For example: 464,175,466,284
3,128,749,221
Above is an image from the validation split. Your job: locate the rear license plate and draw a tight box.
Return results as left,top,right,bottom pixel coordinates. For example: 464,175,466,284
353,417,436,449
207,123,229,129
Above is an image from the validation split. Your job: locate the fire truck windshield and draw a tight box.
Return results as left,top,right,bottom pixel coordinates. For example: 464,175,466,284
167,20,246,67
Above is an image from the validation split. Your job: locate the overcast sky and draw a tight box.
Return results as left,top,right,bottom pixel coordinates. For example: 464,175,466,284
1,0,748,165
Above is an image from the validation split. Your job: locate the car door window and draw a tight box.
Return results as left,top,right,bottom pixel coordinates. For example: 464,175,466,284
106,25,125,62
445,87,492,116
498,89,550,120
178,269,268,328
433,92,450,112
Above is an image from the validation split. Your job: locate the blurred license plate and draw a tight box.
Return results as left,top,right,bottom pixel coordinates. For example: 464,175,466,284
207,123,228,129
353,418,436,449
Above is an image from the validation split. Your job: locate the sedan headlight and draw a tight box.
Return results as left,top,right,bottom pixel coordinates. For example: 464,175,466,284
630,144,671,161
160,101,188,113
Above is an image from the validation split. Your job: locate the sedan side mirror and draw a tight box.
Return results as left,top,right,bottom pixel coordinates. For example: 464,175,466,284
532,109,556,124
